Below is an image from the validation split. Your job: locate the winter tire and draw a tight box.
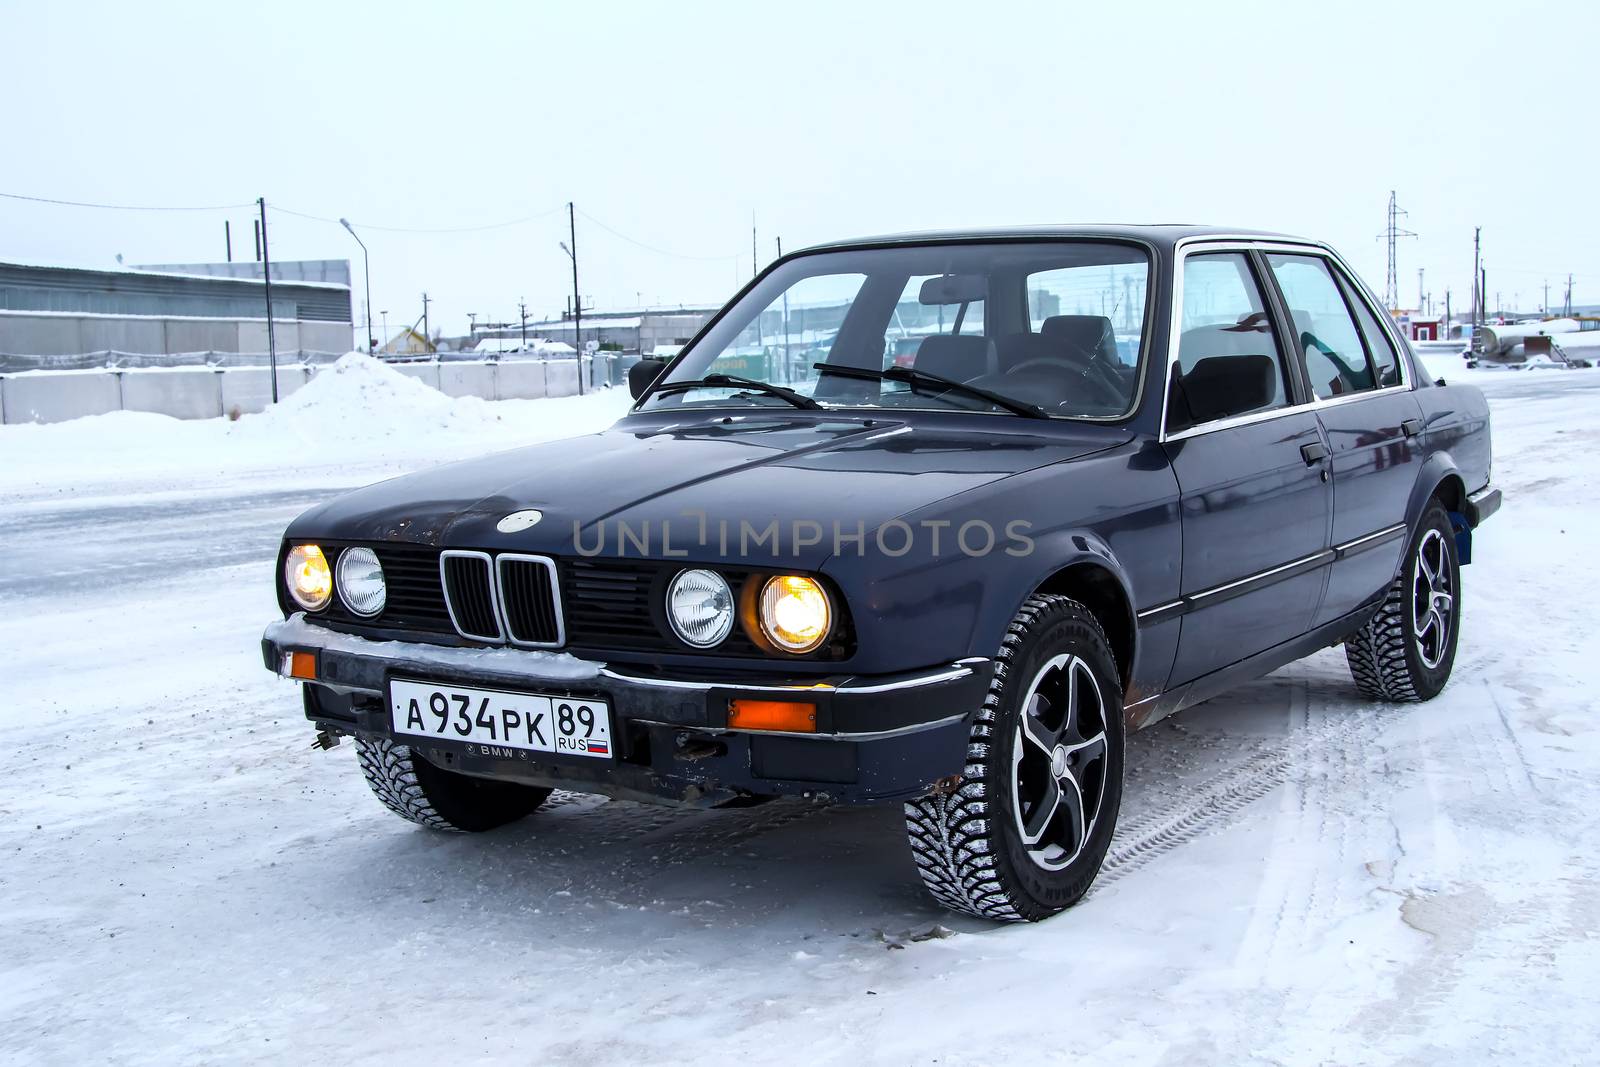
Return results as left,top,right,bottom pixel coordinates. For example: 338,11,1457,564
355,737,551,832
1344,499,1461,702
904,594,1125,922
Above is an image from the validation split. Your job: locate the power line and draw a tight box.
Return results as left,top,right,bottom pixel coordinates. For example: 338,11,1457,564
573,207,741,261
0,190,251,212
271,202,566,234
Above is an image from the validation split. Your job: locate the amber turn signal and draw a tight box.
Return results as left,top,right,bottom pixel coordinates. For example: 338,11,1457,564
284,650,317,681
728,699,817,733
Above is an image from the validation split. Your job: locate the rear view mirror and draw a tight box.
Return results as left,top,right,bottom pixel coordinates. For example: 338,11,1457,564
919,274,987,306
629,357,667,399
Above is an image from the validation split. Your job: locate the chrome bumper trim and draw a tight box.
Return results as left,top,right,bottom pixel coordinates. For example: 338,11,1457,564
265,615,983,700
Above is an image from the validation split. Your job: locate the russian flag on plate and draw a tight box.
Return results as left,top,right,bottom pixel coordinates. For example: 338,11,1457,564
586,739,610,756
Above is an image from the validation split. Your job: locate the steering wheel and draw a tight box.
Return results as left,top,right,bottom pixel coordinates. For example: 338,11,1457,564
1005,355,1127,408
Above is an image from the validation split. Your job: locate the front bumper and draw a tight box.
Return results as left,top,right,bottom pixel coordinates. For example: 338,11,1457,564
262,615,990,805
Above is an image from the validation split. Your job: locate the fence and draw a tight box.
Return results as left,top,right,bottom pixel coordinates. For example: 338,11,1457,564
0,354,637,425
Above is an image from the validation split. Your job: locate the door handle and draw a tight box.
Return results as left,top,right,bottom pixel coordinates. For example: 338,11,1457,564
1402,418,1424,438
1300,441,1328,465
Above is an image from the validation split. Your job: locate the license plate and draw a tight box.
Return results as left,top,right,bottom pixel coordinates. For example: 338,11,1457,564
388,678,613,760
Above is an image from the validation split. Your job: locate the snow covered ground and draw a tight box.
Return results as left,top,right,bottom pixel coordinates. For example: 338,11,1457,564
3,356,1599,1065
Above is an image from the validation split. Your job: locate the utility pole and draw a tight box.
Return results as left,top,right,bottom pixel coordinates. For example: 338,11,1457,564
567,202,584,396
1380,190,1415,311
1417,268,1425,313
467,312,478,337
1543,280,1550,316
258,197,279,403
253,219,262,262
1445,289,1452,335
224,220,233,263
1470,227,1481,327
518,298,528,347
421,292,431,349
1565,275,1574,317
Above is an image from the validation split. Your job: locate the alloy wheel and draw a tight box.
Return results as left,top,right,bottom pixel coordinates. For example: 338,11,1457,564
1011,654,1110,871
1412,527,1454,670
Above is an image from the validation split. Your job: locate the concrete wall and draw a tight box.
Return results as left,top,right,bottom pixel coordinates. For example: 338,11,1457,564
119,369,224,420
438,362,495,399
496,360,546,399
2,370,122,423
0,359,602,424
219,367,309,416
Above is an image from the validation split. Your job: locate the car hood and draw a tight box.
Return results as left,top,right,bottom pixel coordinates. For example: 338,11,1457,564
286,411,1130,566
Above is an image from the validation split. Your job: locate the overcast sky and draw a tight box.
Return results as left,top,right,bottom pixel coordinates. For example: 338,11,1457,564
5,0,1596,340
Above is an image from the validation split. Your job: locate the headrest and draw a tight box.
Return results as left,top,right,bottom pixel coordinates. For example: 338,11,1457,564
1041,315,1118,362
913,334,993,380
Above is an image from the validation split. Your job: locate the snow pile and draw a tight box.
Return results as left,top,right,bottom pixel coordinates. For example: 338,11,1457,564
0,353,634,500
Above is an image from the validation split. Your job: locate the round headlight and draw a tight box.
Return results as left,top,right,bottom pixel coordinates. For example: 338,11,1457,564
759,575,832,654
336,547,387,617
284,544,332,612
666,568,735,648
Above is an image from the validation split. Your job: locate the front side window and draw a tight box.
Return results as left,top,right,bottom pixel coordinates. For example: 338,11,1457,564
1266,254,1376,399
1167,253,1288,431
643,241,1150,420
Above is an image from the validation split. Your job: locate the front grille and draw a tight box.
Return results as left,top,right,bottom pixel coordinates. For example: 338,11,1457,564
497,555,563,646
308,545,846,659
440,552,503,642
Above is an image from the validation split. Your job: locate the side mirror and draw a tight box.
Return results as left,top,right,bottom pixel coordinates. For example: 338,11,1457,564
629,357,667,399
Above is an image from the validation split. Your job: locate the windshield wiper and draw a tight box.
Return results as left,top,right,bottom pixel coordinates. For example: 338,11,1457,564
653,373,822,410
812,362,1048,420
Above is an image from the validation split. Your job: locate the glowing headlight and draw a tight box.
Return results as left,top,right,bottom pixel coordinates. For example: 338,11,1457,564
666,568,735,648
336,547,386,617
284,544,333,612
759,575,832,653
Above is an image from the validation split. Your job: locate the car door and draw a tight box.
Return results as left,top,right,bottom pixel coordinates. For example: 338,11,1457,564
1160,250,1332,686
1261,252,1425,626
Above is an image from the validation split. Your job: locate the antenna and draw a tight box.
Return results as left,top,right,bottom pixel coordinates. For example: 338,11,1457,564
1379,190,1416,311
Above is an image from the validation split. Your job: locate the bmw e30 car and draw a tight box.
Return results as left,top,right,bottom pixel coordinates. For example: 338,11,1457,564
263,226,1500,921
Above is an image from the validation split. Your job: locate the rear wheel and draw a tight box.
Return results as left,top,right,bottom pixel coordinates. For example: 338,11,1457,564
904,594,1125,922
355,738,551,832
1344,500,1461,702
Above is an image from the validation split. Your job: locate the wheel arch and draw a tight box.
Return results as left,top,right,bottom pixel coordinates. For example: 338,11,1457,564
1407,453,1472,566
1026,552,1136,692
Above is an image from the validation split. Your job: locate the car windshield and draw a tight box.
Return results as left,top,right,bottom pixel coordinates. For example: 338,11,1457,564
640,240,1150,420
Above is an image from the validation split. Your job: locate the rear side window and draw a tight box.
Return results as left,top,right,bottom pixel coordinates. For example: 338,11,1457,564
1265,254,1375,399
1336,273,1403,387
1167,253,1289,432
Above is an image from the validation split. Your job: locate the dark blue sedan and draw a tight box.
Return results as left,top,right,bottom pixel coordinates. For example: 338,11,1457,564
264,226,1500,921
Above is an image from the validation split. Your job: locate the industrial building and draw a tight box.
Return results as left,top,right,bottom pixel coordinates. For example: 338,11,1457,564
490,307,717,356
0,259,353,370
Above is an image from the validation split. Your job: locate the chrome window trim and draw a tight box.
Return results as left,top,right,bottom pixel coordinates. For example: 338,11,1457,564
494,553,567,650
438,549,505,644
1158,237,1413,444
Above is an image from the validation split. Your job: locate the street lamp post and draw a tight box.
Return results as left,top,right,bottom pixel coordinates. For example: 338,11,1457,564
339,218,375,354
380,310,389,353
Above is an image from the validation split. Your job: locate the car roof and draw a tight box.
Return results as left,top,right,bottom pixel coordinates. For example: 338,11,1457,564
796,224,1317,254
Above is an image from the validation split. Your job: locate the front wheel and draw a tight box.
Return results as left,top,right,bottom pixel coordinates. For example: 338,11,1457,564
355,738,552,832
1344,500,1461,701
904,594,1125,922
